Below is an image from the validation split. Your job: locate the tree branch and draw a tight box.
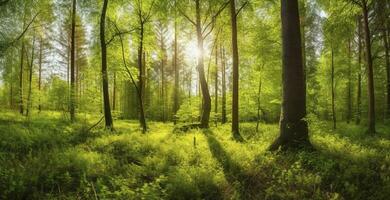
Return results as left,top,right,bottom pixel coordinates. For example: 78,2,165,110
113,21,141,96
236,1,249,17
178,8,196,26
10,12,40,45
202,0,229,35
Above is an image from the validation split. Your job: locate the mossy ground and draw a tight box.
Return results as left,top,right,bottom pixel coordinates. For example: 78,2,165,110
0,111,389,199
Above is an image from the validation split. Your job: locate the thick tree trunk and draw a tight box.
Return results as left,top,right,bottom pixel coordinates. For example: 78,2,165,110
70,0,76,122
100,0,114,129
195,0,211,128
331,45,336,129
221,45,227,124
19,42,24,115
362,4,376,134
269,0,310,150
230,0,242,140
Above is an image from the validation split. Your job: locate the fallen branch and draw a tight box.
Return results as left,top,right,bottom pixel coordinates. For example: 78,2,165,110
87,116,104,132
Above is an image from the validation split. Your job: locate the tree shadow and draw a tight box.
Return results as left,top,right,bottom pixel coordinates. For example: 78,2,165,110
203,129,265,199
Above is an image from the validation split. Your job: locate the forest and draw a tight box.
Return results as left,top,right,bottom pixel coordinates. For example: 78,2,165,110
0,0,389,199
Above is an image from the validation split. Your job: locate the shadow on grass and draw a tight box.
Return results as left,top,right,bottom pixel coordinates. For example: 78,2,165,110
203,129,265,199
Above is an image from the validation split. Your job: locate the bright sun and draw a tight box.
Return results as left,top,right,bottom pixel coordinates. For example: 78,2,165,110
184,40,201,60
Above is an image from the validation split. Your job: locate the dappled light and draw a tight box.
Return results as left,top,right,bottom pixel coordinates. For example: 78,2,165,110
1,0,390,199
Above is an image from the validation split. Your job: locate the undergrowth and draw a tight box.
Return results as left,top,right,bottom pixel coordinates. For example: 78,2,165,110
0,111,389,199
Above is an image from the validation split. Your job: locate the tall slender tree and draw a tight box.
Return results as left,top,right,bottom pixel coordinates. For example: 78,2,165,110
173,1,179,125
70,0,76,122
356,15,362,124
331,44,336,129
100,0,114,129
221,45,227,124
179,0,228,128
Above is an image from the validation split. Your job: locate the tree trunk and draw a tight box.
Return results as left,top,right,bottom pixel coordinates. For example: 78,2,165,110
383,28,390,118
356,16,362,125
256,76,262,133
70,0,76,122
113,71,116,110
173,7,179,125
331,45,336,129
195,0,211,128
215,42,218,122
26,37,35,117
362,4,376,134
100,0,114,129
269,0,310,150
19,42,24,115
160,36,166,122
347,39,352,123
38,37,43,112
230,0,242,140
138,23,147,133
221,45,227,124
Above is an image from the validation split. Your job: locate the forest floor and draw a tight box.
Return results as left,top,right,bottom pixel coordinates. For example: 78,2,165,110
0,111,389,200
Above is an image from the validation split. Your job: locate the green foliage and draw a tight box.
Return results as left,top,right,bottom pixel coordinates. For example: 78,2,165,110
0,112,389,199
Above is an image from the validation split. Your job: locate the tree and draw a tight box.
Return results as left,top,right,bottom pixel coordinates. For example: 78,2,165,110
269,0,310,150
354,0,376,134
25,35,35,117
221,45,227,124
100,0,114,129
134,0,155,132
229,0,244,140
70,0,76,122
179,0,228,128
331,44,336,129
356,15,362,125
173,0,179,124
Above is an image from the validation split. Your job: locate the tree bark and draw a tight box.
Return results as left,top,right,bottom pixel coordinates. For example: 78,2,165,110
138,22,147,132
230,0,242,140
70,0,76,122
100,0,114,129
195,0,211,128
362,3,376,134
269,0,310,150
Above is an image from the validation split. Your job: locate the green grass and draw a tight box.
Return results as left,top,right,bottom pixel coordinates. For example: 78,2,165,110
0,111,389,199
